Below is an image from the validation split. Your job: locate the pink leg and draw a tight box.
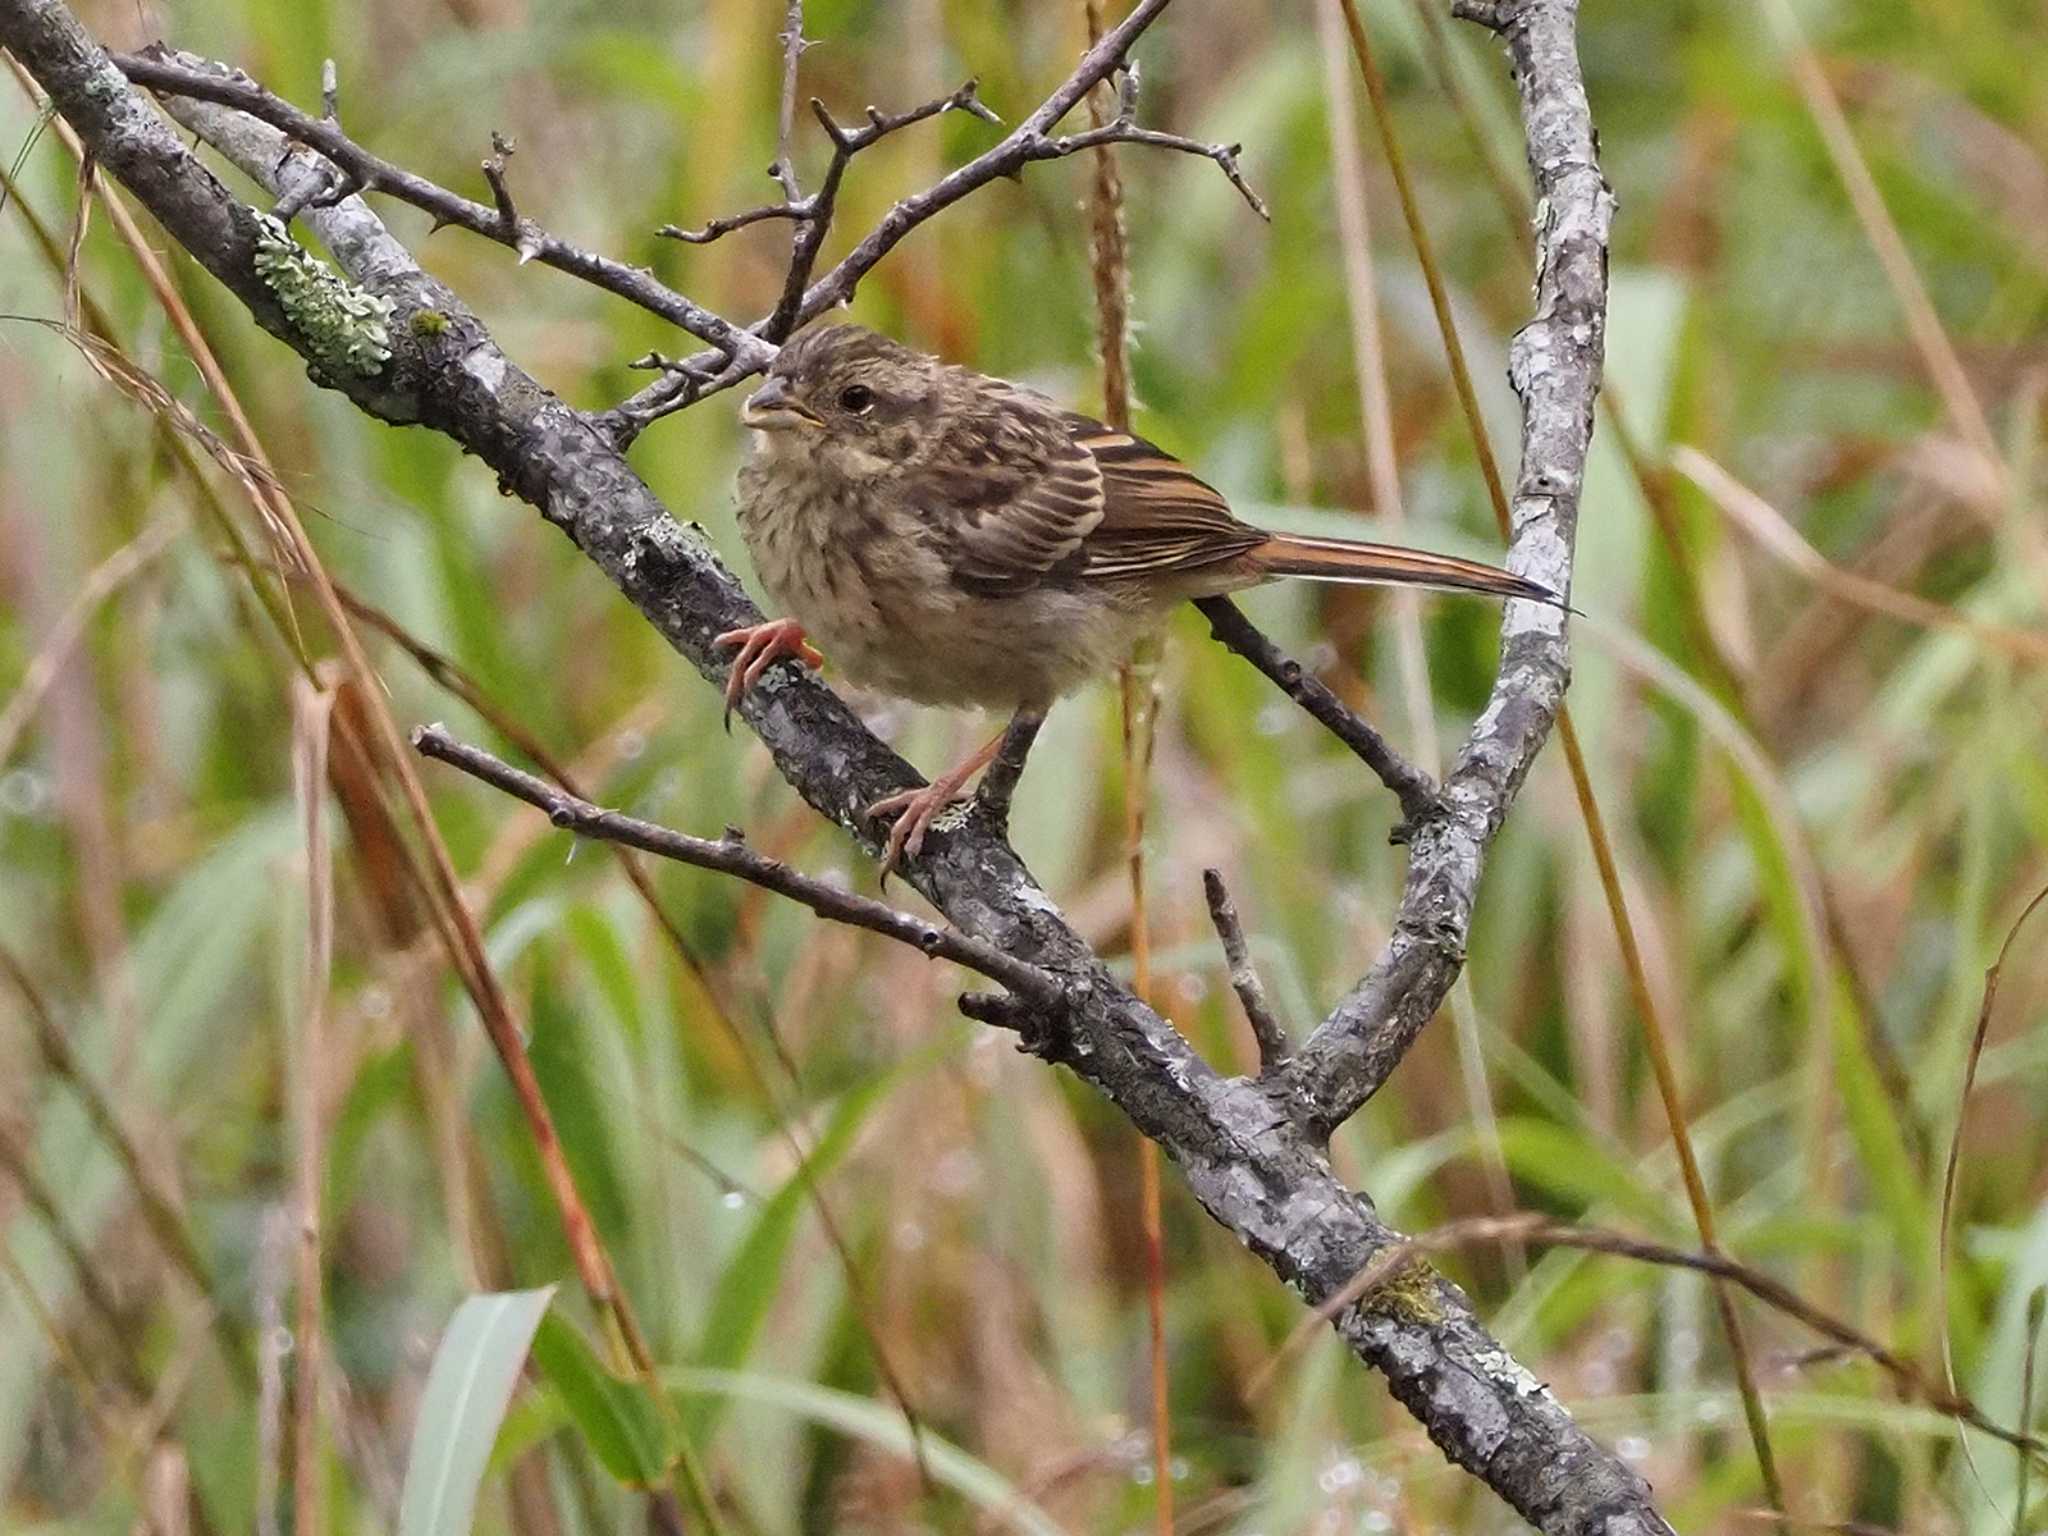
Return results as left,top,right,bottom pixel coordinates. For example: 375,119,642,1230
712,618,824,725
866,725,1010,881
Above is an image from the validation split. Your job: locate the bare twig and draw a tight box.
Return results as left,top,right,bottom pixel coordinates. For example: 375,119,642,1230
480,130,539,262
1251,1212,2048,1464
973,708,1044,828
112,46,774,369
605,0,1272,432
1194,595,1441,828
1201,869,1288,1071
770,0,809,201
412,724,1064,1005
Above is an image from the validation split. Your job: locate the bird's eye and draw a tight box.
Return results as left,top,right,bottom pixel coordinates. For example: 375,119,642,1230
838,384,875,414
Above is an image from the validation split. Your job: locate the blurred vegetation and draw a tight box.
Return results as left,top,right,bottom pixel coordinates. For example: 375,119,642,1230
2,0,2047,1531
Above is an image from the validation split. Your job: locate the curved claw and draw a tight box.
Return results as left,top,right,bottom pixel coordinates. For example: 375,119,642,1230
862,720,1018,885
866,781,961,887
713,619,823,729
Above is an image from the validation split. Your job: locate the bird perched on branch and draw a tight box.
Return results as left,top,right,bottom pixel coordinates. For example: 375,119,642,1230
719,324,1559,875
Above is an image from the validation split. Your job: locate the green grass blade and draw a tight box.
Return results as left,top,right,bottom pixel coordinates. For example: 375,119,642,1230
398,1287,558,1536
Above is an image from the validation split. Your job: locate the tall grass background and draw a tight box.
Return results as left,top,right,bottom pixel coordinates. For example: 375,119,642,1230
1,0,2045,1530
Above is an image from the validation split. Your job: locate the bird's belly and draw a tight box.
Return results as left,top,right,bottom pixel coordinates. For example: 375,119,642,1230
736,464,1145,710
843,586,1145,710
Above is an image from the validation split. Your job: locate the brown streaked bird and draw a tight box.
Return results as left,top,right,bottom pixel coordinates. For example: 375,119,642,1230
718,324,1559,874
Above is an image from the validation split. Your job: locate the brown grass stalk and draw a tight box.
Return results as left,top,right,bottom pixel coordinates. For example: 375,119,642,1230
289,679,334,1536
1674,446,2048,664
1083,2,1174,1521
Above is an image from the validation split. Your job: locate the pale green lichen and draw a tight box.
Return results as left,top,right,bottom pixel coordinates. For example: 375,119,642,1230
1362,1260,1447,1326
251,214,393,377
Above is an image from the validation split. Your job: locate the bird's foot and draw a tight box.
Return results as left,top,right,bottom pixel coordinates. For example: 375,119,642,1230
865,721,1017,884
866,778,970,886
712,618,823,728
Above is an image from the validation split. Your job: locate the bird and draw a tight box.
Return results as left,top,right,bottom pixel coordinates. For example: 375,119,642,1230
718,323,1560,876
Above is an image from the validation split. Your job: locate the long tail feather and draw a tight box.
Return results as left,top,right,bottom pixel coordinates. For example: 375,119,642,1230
1250,532,1563,606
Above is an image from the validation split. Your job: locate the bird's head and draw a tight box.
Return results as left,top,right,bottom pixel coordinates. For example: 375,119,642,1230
741,325,943,482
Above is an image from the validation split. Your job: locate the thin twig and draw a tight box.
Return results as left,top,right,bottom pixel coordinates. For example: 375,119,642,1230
1043,60,1267,220
606,0,1279,432
412,725,1064,1005
771,0,809,201
1251,1212,2048,1463
480,130,539,262
1194,595,1441,828
1200,869,1288,1071
113,47,772,369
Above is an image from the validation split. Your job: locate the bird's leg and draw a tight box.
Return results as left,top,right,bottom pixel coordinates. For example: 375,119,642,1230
867,716,1021,881
973,709,1046,831
712,618,824,727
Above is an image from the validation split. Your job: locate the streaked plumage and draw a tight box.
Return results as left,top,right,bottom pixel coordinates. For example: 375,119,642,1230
721,324,1559,869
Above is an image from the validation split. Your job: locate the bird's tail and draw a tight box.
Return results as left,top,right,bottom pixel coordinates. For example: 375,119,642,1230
1249,531,1563,606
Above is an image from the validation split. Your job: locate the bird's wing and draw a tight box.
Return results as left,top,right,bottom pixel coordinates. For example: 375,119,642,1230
1063,416,1266,579
908,383,1107,598
909,393,1262,598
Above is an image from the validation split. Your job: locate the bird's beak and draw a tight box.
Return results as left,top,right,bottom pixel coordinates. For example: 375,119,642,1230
741,375,820,430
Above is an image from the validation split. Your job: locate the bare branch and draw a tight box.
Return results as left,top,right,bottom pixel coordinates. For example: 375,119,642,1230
412,725,1063,1005
606,0,1262,433
1201,869,1289,1071
658,199,808,245
480,131,539,263
111,46,774,370
973,709,1044,830
1036,62,1269,220
1195,596,1441,827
